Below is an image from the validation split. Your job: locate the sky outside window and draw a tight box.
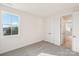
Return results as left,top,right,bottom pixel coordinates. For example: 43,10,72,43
3,13,11,25
3,12,19,27
11,15,19,26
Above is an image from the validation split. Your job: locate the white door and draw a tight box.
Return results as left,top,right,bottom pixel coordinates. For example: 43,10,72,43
54,16,60,45
72,12,79,52
46,17,55,43
46,16,60,45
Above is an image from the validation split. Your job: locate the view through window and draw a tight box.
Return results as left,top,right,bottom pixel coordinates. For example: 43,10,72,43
3,12,19,35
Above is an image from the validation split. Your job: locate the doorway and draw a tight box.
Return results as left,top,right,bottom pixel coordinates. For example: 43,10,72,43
60,14,72,49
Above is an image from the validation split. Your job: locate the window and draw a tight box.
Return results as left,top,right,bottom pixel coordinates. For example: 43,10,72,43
2,12,19,36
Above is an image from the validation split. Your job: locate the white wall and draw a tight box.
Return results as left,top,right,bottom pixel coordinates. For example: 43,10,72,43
0,5,44,54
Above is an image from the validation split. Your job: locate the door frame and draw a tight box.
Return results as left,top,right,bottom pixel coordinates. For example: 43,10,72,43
60,13,73,49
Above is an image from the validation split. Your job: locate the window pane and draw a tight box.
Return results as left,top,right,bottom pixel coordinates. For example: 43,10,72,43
3,13,11,24
3,25,11,35
11,15,19,35
12,15,19,26
2,12,19,36
12,25,18,35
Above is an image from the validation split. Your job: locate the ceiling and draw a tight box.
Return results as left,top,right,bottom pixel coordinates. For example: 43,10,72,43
1,3,79,18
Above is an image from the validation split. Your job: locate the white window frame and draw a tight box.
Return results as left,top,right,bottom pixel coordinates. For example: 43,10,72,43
1,11,20,37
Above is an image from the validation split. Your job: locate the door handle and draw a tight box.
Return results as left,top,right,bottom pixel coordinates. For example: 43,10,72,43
48,33,51,34
48,33,54,35
73,35,76,38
